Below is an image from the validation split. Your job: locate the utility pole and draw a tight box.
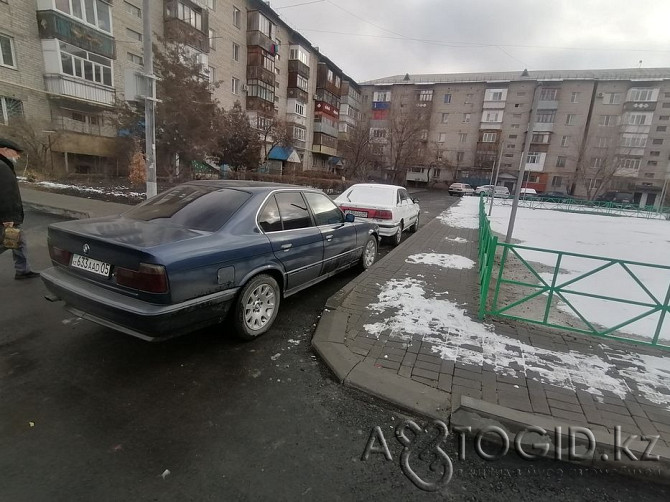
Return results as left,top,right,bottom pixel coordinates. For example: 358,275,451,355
143,0,157,198
505,83,541,243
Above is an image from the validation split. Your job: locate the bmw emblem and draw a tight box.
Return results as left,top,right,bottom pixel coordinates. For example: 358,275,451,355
83,244,90,255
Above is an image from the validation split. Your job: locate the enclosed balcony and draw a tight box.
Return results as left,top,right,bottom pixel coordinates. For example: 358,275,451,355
288,59,310,79
45,73,115,107
36,9,115,59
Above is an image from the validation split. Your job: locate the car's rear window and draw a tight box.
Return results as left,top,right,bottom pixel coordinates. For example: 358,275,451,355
123,185,251,231
341,186,395,205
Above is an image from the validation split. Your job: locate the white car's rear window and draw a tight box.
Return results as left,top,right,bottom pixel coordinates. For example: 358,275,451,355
340,186,395,206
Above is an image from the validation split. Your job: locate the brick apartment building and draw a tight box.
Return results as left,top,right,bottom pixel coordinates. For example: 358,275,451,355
0,0,360,176
361,70,670,207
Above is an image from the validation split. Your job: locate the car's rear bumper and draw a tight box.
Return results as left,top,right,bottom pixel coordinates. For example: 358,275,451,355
41,267,238,341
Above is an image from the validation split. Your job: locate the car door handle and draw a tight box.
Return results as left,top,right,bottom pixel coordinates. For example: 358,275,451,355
281,243,292,251
325,235,333,241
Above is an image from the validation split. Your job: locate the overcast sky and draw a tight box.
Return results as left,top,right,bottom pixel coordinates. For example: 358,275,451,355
269,0,670,83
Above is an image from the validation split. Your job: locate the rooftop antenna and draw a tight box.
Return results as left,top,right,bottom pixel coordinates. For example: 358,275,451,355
403,73,411,81
638,60,643,68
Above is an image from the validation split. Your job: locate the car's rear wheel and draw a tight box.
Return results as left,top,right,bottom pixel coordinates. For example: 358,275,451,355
392,222,403,246
409,213,419,233
359,236,378,270
234,274,280,340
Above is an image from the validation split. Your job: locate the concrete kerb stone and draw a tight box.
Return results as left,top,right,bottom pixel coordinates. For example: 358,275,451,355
23,201,91,220
451,395,670,481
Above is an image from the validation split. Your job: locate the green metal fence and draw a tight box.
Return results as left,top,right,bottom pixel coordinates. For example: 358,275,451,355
477,197,670,349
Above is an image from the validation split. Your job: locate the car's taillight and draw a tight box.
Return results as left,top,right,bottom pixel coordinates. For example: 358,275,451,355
115,263,168,293
373,210,393,220
49,244,72,266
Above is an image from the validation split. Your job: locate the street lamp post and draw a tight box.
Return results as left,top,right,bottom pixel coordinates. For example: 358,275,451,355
42,129,57,174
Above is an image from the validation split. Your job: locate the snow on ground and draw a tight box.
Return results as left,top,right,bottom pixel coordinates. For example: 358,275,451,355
362,198,670,407
406,253,474,270
19,179,144,199
445,237,468,243
449,197,670,342
363,277,670,409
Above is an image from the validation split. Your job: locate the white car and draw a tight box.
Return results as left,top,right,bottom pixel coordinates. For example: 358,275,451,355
334,184,420,246
448,183,475,196
475,185,510,197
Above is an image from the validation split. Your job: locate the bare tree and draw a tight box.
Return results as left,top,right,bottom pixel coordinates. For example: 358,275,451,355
257,116,294,165
213,102,262,172
339,118,374,181
374,87,431,185
573,127,635,200
9,117,64,175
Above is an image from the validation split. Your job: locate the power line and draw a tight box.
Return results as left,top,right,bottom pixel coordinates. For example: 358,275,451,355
273,0,325,9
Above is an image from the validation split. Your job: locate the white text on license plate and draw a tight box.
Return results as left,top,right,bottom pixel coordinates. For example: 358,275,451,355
346,210,368,217
71,254,111,277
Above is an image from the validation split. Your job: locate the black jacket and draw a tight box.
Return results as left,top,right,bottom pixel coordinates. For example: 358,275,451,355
0,154,24,225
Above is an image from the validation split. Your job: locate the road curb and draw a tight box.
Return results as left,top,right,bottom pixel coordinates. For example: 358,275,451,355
451,395,670,481
23,201,90,220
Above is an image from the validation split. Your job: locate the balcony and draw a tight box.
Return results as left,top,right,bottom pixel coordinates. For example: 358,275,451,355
312,133,337,156
164,17,209,53
372,101,390,110
313,120,338,137
537,100,559,110
286,113,307,127
533,122,554,132
288,60,310,79
315,101,340,119
36,10,115,59
247,31,274,54
287,88,308,102
482,100,505,109
44,74,115,107
247,65,275,86
479,121,502,130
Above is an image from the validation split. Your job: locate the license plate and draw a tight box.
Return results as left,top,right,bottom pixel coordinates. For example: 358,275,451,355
71,254,111,277
346,210,368,217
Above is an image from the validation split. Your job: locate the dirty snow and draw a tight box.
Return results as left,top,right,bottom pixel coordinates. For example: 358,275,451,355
20,179,144,199
445,237,468,243
443,197,670,342
406,253,474,270
363,277,670,408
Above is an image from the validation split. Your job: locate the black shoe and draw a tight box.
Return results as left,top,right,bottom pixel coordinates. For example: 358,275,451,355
15,271,40,280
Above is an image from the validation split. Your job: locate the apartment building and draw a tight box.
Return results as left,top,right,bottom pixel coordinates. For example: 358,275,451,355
361,69,670,207
0,0,357,176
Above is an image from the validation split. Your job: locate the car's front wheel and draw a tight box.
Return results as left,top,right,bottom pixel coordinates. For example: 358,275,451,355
234,274,281,340
359,236,378,270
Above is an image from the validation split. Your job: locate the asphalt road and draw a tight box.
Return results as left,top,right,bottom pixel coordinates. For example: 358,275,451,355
1,194,669,501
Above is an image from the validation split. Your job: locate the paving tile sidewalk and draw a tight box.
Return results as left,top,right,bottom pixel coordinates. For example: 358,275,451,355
313,201,670,473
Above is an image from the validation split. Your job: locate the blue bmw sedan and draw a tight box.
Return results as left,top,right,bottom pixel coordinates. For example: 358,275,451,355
41,181,379,341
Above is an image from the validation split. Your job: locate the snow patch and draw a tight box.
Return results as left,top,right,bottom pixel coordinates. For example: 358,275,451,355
445,237,468,243
406,253,474,270
437,199,479,229
363,277,670,408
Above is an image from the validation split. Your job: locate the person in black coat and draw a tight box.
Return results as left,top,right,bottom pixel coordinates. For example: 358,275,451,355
0,138,39,280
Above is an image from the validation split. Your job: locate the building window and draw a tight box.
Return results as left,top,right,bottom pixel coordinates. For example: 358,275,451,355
482,132,497,142
592,157,603,168
596,136,612,148
586,178,601,190
295,102,305,116
124,1,141,18
59,41,113,86
463,113,470,123
296,75,308,92
527,152,540,163
647,161,658,166
599,115,616,126
540,88,558,101
233,6,241,28
231,77,239,94
536,110,555,123
456,151,464,162
418,89,433,102
0,33,16,68
291,126,305,141
644,172,655,177
566,114,577,125
232,42,239,61
373,91,390,102
490,91,503,101
127,52,143,65
207,66,215,83
247,79,274,101
177,2,202,31
207,0,216,10
444,93,451,104
209,29,215,50
510,123,520,128
441,113,449,124
465,93,473,104
620,135,647,148
628,88,656,102
438,132,446,143
0,96,23,125
551,176,563,187
660,116,670,121
126,28,142,42
561,135,569,147
484,111,501,123
653,138,664,145
619,158,641,170
458,133,467,143
626,113,648,125
507,144,515,149
602,93,622,104
664,103,670,108
531,133,549,143
556,156,566,167
571,92,579,103
54,0,112,33
650,151,660,156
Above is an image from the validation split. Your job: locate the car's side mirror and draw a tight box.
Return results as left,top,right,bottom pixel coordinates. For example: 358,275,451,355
344,213,355,223
412,198,419,203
